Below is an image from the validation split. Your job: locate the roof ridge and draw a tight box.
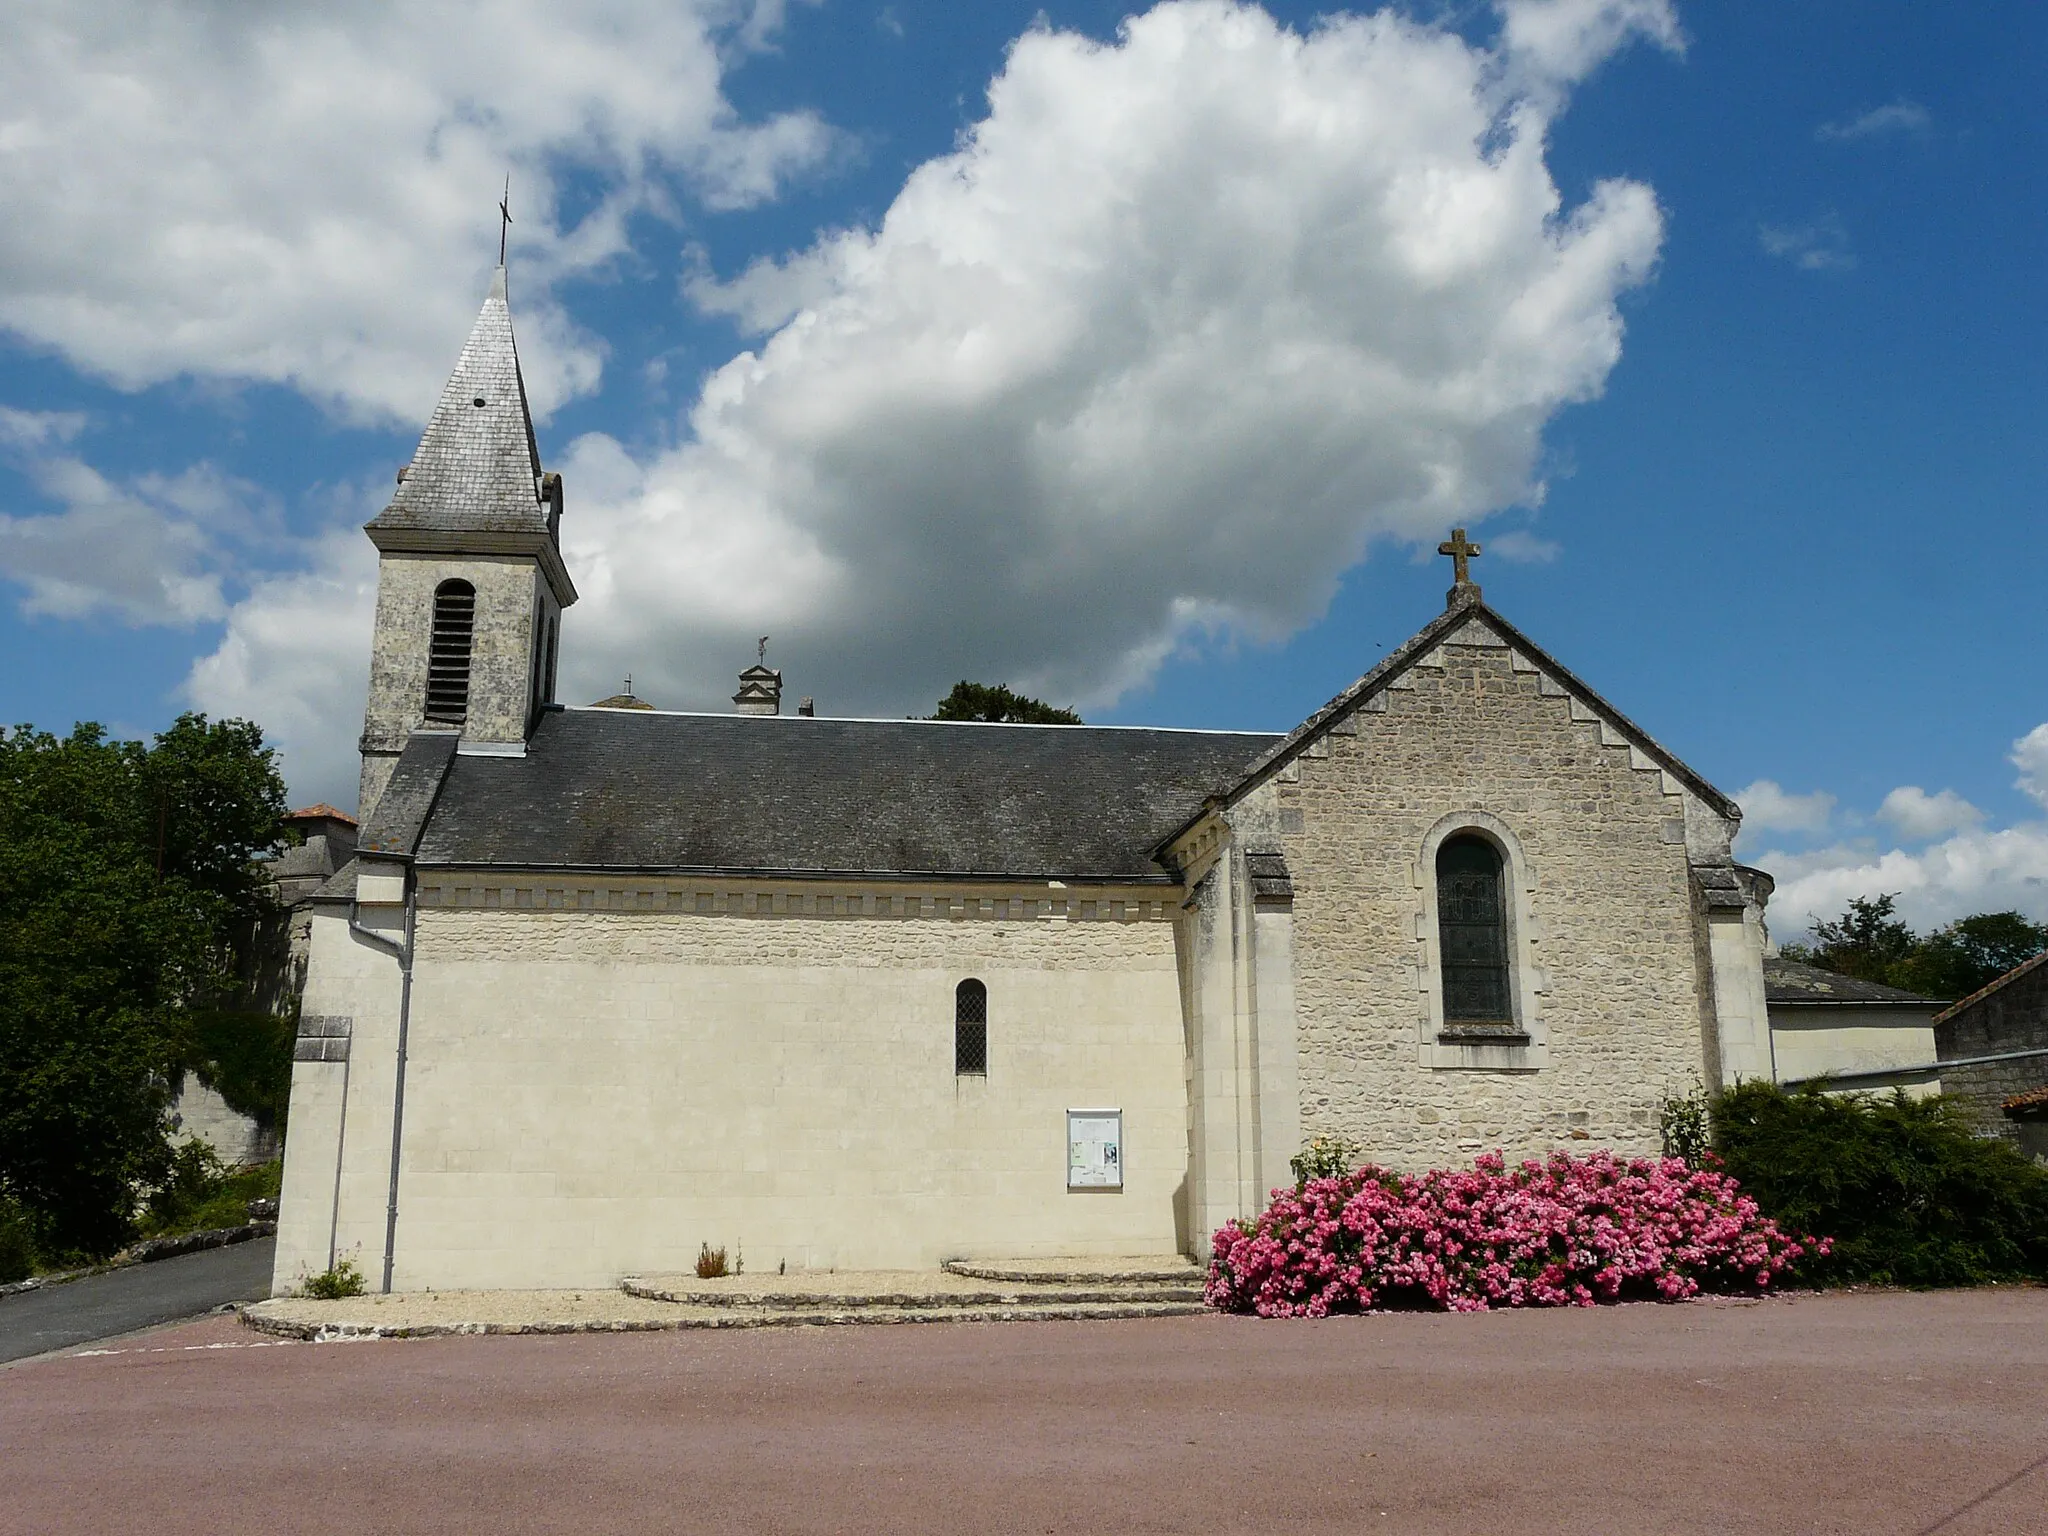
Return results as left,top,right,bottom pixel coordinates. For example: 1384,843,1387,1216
1195,597,1740,827
1933,945,2048,1024
555,706,1280,737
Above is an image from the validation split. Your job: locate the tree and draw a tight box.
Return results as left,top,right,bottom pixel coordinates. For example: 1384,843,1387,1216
1901,912,2048,1000
0,715,288,1259
930,681,1082,724
1784,894,1917,985
1783,893,2048,1001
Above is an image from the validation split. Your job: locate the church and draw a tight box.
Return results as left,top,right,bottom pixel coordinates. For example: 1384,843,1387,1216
273,268,1776,1294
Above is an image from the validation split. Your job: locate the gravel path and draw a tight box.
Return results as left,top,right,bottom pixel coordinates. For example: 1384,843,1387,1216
5,1286,2045,1534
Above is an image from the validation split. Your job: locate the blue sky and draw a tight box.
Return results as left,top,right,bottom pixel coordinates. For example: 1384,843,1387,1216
1,0,2043,932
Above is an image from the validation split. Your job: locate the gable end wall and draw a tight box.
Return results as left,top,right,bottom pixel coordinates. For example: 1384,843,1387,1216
1275,637,1707,1167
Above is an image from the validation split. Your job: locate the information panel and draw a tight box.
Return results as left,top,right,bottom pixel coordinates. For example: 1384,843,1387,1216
1066,1109,1123,1190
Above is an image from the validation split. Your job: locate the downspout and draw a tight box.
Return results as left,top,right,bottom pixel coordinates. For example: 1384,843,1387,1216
349,873,416,1295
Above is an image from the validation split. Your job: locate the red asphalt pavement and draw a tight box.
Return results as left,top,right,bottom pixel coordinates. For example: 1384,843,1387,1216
3,1287,2044,1535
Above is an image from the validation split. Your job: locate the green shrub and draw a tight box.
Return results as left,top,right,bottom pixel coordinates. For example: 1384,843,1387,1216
300,1259,366,1299
138,1148,281,1239
0,1199,37,1284
1712,1081,2048,1287
1659,1082,1711,1168
1289,1135,1362,1188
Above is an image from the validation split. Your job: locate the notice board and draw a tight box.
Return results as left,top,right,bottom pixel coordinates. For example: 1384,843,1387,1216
1067,1109,1123,1190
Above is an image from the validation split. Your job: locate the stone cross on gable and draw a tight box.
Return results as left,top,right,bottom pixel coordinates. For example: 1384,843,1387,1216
1438,527,1482,605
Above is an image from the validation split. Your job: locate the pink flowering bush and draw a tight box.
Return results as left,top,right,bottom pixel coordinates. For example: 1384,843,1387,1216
1207,1150,1821,1316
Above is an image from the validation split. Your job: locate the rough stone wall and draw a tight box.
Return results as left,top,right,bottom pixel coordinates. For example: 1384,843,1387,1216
1936,962,2048,1141
286,901,1189,1290
359,552,541,814
1278,637,1708,1168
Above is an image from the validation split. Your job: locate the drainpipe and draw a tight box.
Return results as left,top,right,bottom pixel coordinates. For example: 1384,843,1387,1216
349,873,416,1295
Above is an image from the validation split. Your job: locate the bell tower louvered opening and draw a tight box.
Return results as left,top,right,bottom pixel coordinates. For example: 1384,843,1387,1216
424,579,477,724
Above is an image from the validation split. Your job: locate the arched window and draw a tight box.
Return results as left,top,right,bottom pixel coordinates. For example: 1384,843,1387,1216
955,979,987,1076
424,579,476,724
1436,834,1512,1027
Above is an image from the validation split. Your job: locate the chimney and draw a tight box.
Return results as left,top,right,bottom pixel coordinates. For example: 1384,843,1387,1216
797,697,815,717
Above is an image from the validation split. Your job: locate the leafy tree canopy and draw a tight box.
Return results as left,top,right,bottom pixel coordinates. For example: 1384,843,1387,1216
930,681,1082,725
1781,893,2048,1001
0,715,289,1259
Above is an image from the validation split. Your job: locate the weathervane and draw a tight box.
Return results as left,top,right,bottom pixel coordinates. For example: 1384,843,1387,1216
757,635,769,664
498,176,513,265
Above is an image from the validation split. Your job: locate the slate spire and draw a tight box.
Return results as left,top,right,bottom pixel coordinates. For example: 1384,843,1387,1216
370,266,550,536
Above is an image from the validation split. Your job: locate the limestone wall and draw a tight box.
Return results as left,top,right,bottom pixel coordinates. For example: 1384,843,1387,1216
1272,633,1710,1167
1936,960,2048,1141
278,896,1188,1292
1769,1007,1940,1091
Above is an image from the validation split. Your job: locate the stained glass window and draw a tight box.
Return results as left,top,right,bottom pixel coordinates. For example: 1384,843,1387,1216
1437,834,1512,1026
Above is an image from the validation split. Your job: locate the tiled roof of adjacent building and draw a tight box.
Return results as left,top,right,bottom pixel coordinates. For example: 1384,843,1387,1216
1763,957,1944,1007
2003,1084,2048,1116
286,803,358,826
400,708,1278,882
367,266,548,537
1932,948,2048,1025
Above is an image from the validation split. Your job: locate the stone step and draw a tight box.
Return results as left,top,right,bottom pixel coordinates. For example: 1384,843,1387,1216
942,1257,1205,1286
620,1275,1205,1309
244,1296,1208,1342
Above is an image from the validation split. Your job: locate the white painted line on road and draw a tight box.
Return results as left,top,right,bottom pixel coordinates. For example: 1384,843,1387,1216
72,1339,302,1358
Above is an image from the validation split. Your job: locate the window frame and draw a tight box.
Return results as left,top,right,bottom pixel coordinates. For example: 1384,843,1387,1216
954,977,988,1077
1414,812,1548,1072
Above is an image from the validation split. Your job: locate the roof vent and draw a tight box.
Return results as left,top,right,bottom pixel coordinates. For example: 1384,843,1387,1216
734,664,782,716
734,637,783,716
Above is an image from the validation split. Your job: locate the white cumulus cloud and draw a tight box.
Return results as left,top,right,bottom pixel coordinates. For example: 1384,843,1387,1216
183,530,379,811
1817,99,1931,143
2013,724,2048,811
1876,785,1983,841
1760,215,1854,272
1734,779,1836,837
1761,725,2048,931
188,0,1677,804
0,0,838,424
564,1,1669,713
0,438,276,624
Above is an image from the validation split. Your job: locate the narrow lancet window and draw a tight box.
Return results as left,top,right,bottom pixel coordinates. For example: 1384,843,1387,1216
955,979,988,1076
425,579,477,724
1436,834,1513,1028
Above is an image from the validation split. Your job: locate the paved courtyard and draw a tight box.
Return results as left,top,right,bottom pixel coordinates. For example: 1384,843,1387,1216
3,1287,2043,1535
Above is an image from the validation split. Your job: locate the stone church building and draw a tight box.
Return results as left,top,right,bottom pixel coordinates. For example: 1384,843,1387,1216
274,270,1776,1293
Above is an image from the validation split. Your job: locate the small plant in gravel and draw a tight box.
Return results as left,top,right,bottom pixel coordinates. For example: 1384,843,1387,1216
1208,1149,1818,1317
696,1243,729,1279
300,1259,366,1299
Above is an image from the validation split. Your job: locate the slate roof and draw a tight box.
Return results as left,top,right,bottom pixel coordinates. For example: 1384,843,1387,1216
1763,958,1943,1007
367,266,548,537
406,708,1278,882
360,732,460,858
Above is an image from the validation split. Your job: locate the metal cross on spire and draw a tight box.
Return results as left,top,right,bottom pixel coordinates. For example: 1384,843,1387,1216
1438,527,1482,604
498,176,513,266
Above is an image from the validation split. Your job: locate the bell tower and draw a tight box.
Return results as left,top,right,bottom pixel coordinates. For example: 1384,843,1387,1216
356,265,577,817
